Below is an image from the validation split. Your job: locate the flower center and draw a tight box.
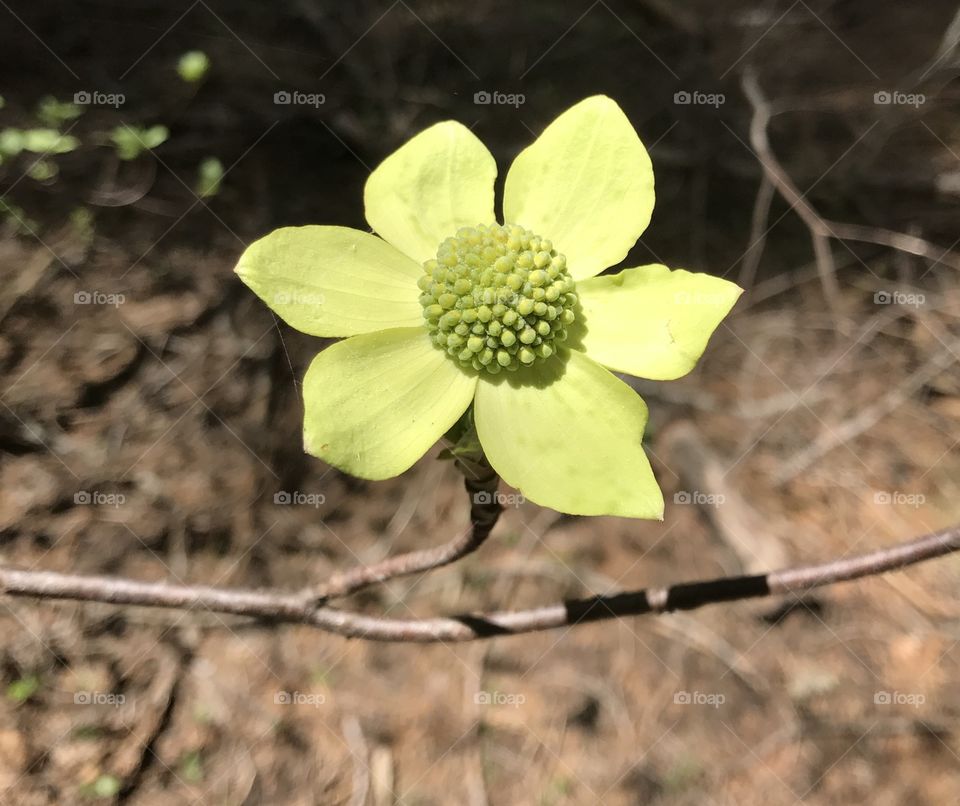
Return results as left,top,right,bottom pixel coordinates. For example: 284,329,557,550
418,224,577,374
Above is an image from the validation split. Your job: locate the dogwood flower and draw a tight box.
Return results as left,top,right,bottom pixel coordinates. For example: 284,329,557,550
236,96,741,518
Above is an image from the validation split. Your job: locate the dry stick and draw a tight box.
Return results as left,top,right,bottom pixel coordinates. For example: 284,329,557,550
742,69,841,314
741,70,960,296
307,453,501,603
819,221,960,271
738,174,775,291
2,524,958,643
772,334,960,484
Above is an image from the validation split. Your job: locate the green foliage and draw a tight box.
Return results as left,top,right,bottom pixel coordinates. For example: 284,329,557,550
36,95,83,128
24,128,80,154
6,674,40,703
111,124,169,160
177,50,211,83
27,159,58,182
0,128,24,157
0,199,37,234
83,775,121,799
69,207,96,247
179,750,204,782
12,128,80,154
196,156,224,198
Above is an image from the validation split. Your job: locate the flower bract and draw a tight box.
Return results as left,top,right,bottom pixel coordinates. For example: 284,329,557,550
235,96,742,518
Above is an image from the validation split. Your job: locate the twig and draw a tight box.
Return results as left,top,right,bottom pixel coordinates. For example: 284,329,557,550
306,453,501,603
341,715,371,806
738,174,775,291
772,333,960,484
818,221,960,271
742,69,841,315
740,69,960,301
2,524,958,642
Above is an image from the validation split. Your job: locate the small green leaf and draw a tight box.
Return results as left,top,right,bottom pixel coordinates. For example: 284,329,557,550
180,750,203,782
7,674,40,703
0,200,36,234
177,51,210,83
195,156,223,198
69,207,96,247
27,159,58,182
0,128,24,157
36,96,83,127
111,125,168,160
22,128,80,154
89,775,121,798
142,125,169,149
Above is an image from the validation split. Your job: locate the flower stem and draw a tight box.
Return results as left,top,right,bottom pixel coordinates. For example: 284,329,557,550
305,410,501,604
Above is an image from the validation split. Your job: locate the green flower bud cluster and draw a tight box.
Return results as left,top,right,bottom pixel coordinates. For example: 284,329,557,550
419,224,577,374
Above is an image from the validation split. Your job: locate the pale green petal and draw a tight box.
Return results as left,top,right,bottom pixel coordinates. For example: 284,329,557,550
575,265,742,380
303,328,476,479
474,350,663,518
503,95,654,281
235,226,424,337
364,121,497,264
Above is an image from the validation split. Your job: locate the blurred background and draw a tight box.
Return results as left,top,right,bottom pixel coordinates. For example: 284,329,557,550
1,1,959,803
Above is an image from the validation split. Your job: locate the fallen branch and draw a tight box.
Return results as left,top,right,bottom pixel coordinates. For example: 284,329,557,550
2,523,957,642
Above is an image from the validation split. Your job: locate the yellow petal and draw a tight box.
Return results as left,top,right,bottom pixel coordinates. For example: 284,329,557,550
364,122,497,264
235,226,423,337
503,96,654,280
575,265,742,379
474,350,663,518
303,328,476,479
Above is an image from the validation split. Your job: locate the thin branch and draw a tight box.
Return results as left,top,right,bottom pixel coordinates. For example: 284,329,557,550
306,453,501,603
742,69,841,314
741,68,960,299
2,524,958,642
817,221,960,271
738,174,775,291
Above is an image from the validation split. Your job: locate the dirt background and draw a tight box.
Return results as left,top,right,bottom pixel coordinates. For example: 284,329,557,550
2,0,960,803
